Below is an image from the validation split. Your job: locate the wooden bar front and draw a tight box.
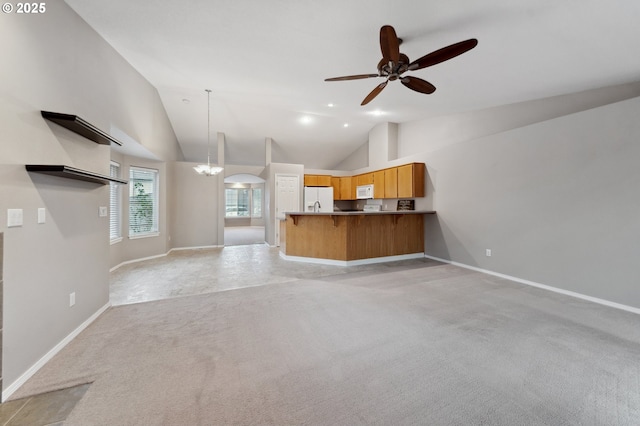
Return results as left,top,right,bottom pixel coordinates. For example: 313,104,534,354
282,212,427,261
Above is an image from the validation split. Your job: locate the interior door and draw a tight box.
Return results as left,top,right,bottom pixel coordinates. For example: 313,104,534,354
275,174,300,246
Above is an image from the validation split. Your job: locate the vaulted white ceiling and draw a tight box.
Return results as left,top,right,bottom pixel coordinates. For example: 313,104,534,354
65,0,640,169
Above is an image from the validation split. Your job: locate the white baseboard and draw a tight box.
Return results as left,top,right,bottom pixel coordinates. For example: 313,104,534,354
110,245,239,272
280,252,425,267
169,245,223,252
3,302,111,401
424,255,640,315
110,253,168,272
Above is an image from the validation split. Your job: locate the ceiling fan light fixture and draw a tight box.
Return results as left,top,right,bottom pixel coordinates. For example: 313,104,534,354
194,89,223,176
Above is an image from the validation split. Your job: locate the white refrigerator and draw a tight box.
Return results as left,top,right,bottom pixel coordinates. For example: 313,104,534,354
304,187,334,212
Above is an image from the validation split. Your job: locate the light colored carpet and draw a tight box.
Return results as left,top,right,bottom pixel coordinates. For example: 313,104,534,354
12,262,640,425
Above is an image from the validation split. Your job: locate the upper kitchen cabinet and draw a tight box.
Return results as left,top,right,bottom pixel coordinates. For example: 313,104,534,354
383,167,398,199
332,176,354,200
356,173,374,186
331,177,341,199
373,170,385,199
304,174,332,187
397,163,425,198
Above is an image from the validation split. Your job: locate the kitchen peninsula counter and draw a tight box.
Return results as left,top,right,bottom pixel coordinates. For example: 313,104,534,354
280,210,435,265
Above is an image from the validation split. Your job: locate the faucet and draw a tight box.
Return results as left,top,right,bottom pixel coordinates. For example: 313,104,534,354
313,200,321,212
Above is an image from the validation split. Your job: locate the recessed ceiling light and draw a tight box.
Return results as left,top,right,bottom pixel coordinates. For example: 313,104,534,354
343,123,349,128
371,110,384,116
327,103,334,107
299,115,313,124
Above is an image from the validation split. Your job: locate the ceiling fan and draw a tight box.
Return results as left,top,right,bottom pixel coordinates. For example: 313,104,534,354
325,25,478,105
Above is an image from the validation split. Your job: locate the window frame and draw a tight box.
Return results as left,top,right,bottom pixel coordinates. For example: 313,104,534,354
128,166,160,239
225,187,250,218
225,185,263,219
109,161,123,244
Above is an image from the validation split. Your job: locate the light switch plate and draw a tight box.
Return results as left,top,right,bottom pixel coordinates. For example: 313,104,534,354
38,208,46,224
7,209,23,227
99,206,108,217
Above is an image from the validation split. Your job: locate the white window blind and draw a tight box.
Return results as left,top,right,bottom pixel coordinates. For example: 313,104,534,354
129,167,159,237
109,162,121,241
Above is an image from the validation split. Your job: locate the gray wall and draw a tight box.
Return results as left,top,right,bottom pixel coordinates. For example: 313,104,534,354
369,122,398,169
169,162,220,249
109,156,171,269
335,82,640,310
418,94,640,309
333,141,369,171
0,2,181,392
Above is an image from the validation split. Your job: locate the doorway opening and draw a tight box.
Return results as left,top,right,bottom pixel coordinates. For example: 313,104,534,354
224,173,265,246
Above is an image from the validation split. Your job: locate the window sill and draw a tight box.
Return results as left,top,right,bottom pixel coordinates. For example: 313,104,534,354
110,237,123,245
129,232,160,240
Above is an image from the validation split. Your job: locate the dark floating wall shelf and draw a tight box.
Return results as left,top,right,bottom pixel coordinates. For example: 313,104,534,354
25,165,128,185
41,111,123,146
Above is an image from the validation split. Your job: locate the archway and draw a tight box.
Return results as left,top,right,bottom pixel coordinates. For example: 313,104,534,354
223,173,266,246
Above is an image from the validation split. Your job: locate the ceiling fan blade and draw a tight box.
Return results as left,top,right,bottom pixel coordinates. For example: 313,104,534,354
325,74,380,82
408,38,478,71
361,81,388,106
401,76,436,94
380,25,400,62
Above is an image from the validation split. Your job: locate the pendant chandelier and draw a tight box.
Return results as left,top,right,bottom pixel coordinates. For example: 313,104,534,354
193,89,223,176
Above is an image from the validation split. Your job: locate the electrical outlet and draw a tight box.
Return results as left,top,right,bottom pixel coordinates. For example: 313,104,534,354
486,249,492,257
99,206,108,217
69,292,76,307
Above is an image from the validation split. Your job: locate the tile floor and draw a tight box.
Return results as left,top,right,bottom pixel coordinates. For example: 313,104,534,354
2,244,439,424
0,383,89,426
110,244,439,306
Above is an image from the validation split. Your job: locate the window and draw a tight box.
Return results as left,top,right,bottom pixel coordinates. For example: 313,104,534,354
109,161,122,242
252,187,262,218
225,188,250,217
129,167,159,237
225,186,263,218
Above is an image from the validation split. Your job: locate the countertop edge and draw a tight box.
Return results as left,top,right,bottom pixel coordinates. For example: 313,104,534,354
283,210,436,216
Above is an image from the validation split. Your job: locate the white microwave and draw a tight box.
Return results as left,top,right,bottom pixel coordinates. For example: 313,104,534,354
356,184,374,199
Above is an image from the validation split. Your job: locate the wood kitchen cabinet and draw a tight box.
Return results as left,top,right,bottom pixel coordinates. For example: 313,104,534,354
332,176,354,200
397,163,425,198
356,173,374,186
331,177,341,199
304,174,317,186
373,170,385,199
339,177,354,200
350,176,357,199
320,162,424,200
384,167,398,198
304,174,331,187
